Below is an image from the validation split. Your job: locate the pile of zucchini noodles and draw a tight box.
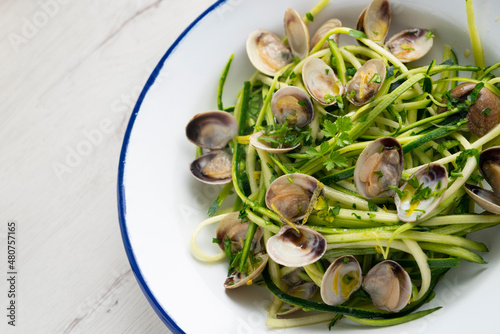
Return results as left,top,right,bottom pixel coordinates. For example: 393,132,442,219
190,0,500,329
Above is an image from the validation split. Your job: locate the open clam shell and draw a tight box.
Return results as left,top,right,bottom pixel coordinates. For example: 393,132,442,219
189,150,233,184
354,137,403,199
249,131,300,153
185,111,238,150
394,163,448,222
346,59,386,106
216,212,263,253
246,29,293,76
386,28,433,63
310,18,342,50
266,224,326,267
224,253,269,289
271,86,314,128
320,255,362,306
277,282,318,316
265,173,323,222
465,146,500,214
284,8,310,60
302,58,346,106
464,184,500,214
361,0,391,43
363,260,412,312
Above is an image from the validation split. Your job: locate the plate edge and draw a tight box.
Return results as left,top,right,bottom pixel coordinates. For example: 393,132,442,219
116,1,227,333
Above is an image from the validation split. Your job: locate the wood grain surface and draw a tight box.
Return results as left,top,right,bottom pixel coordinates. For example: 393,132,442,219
0,0,214,332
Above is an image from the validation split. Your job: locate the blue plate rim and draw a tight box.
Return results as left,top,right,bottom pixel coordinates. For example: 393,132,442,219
117,1,226,333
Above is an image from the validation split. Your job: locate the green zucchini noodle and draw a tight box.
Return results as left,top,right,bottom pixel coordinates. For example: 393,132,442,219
187,0,500,330
190,213,230,262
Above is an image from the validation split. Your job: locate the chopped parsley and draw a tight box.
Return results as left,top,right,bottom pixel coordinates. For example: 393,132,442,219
349,29,367,39
373,170,384,180
425,30,435,38
306,12,314,22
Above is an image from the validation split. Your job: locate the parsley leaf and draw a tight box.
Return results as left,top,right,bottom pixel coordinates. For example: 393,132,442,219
349,29,367,39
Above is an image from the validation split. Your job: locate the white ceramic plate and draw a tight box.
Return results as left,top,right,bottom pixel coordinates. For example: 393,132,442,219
118,1,500,333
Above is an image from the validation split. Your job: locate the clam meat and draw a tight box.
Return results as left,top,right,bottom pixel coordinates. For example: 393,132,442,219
189,150,233,184
345,59,386,106
271,86,314,127
265,173,323,222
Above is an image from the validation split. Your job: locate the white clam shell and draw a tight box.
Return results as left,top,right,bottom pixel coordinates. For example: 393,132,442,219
394,163,448,222
310,18,342,50
362,0,391,43
302,58,345,106
249,131,300,153
464,184,500,214
185,110,238,150
266,224,326,267
346,59,386,106
224,253,269,289
354,137,403,199
284,8,310,60
246,29,293,76
271,86,314,128
363,260,412,312
465,146,500,214
320,255,362,305
189,150,233,185
386,28,433,63
265,173,323,222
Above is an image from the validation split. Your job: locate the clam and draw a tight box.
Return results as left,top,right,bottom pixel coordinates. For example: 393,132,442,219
363,260,412,312
386,28,433,63
284,8,310,60
357,0,391,43
345,59,386,106
277,282,318,316
271,86,314,128
249,131,300,153
246,29,293,76
354,137,403,199
265,173,323,222
216,212,263,253
465,146,500,214
266,224,326,267
185,111,238,150
189,150,233,184
310,18,342,50
224,253,269,289
302,58,346,106
320,255,362,306
440,83,500,137
394,164,448,222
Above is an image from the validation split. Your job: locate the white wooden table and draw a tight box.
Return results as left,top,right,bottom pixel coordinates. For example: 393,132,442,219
1,0,214,332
